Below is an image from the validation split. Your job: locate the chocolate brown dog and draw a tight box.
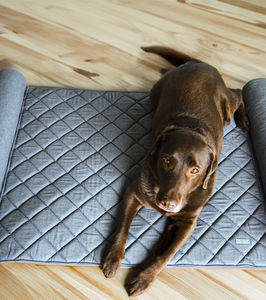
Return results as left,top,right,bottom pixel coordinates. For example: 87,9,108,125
101,46,249,296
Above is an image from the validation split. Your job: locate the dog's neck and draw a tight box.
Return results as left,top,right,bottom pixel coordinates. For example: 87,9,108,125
156,114,211,141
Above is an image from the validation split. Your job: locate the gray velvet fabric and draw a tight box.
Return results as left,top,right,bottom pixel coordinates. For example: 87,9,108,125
243,79,266,198
0,69,26,195
0,70,265,268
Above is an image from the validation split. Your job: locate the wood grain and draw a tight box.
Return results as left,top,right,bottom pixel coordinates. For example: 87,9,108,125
0,0,266,299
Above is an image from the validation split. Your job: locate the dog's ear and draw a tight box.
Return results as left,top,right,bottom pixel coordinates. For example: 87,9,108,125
148,125,177,160
202,147,218,190
148,135,163,161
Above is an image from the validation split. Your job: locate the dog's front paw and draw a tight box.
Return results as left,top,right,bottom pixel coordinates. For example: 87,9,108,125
101,248,123,278
125,270,156,297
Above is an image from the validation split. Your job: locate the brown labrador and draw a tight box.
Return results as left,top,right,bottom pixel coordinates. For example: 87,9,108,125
101,46,249,296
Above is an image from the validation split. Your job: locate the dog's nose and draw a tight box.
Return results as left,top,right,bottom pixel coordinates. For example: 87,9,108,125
160,199,180,212
168,200,176,208
161,199,177,207
161,199,175,207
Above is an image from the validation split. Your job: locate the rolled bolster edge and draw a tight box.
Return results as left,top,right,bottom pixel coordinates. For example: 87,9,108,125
0,69,26,195
243,78,266,198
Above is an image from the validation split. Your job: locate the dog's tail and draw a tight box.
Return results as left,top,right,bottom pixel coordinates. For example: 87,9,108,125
141,46,201,72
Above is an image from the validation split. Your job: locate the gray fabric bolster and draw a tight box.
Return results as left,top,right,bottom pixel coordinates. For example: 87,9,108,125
0,69,26,195
243,78,266,197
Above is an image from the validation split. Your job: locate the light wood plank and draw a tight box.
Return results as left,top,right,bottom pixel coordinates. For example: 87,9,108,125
188,0,266,25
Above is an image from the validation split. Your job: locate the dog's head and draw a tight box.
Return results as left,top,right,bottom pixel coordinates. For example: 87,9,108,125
147,128,217,213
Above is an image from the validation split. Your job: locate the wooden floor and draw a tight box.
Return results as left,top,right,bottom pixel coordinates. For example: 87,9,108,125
0,0,266,299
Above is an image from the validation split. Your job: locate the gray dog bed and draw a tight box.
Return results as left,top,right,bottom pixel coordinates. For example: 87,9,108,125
0,69,265,268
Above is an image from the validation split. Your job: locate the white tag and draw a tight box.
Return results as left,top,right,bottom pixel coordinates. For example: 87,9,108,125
235,238,250,245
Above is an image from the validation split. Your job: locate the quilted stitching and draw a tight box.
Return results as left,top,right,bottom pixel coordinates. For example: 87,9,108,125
0,87,265,267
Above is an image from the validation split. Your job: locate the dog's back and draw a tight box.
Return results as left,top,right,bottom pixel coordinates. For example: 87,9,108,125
143,47,225,142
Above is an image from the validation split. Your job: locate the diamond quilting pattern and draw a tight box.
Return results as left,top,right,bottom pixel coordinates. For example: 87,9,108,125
0,87,265,268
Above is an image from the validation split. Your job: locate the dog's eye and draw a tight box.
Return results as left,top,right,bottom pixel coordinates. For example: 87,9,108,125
190,167,199,175
162,157,174,171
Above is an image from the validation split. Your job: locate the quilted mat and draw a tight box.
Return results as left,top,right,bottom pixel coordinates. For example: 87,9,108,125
0,69,265,268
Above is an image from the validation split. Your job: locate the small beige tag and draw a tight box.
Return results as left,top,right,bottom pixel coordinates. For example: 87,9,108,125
235,238,250,245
